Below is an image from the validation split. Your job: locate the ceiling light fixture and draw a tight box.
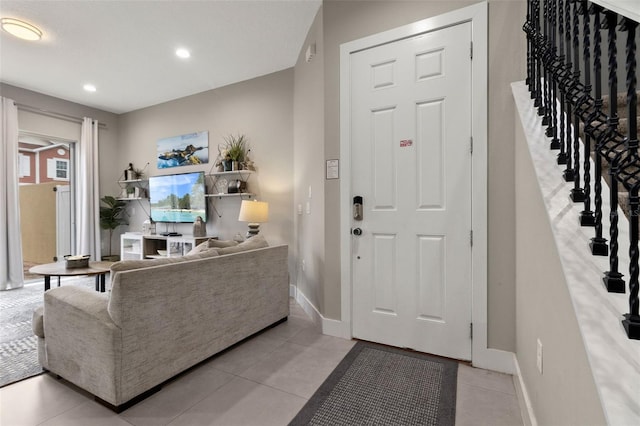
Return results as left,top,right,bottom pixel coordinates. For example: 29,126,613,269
176,48,190,59
83,84,97,93
1,18,43,41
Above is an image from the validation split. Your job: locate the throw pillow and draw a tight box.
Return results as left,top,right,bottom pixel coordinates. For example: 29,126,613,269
186,240,211,256
207,239,239,248
183,248,219,260
217,234,269,255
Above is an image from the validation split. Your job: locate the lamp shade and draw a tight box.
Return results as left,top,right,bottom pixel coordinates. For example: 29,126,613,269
238,200,269,223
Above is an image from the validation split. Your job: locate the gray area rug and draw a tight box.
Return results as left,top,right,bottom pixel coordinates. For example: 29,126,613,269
0,278,96,388
289,341,458,426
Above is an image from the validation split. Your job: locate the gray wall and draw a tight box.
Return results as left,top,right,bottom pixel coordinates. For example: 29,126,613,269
514,107,606,425
294,9,326,311
117,69,295,270
295,0,526,351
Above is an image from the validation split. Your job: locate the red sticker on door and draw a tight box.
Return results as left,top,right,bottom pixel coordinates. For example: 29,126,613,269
400,139,413,147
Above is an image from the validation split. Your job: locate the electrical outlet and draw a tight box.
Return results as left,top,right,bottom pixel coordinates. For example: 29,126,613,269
297,204,303,215
536,338,543,374
308,185,312,199
302,259,306,272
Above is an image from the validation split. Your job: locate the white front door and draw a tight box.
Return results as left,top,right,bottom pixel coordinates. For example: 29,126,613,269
350,21,473,360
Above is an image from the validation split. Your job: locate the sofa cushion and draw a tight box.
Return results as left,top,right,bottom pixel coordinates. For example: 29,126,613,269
207,239,239,248
111,256,185,272
217,235,268,255
184,248,219,260
111,249,221,273
186,241,212,256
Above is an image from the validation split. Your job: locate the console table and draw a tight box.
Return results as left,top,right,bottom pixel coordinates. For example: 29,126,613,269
120,233,213,260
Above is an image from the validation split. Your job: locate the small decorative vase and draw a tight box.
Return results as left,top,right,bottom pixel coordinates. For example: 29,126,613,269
193,216,206,237
232,161,240,171
223,160,232,172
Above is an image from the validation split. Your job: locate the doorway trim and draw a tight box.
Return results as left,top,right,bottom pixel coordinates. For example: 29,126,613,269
18,130,78,256
339,2,511,372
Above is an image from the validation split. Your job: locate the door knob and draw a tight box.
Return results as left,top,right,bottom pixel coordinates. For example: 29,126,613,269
353,228,363,236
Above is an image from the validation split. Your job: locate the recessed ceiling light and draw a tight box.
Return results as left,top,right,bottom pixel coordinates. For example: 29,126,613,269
1,18,43,41
176,48,190,59
83,84,97,93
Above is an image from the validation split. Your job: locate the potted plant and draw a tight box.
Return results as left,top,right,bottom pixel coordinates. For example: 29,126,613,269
224,134,248,170
125,163,145,180
100,195,128,261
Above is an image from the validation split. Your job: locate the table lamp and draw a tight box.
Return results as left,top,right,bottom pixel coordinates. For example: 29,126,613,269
238,200,269,238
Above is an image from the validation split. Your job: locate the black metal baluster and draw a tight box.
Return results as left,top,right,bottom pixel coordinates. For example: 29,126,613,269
549,0,561,149
621,18,640,339
590,3,608,255
543,0,552,126
531,0,539,100
524,0,536,97
570,0,585,199
580,0,595,224
535,0,544,110
626,188,640,338
563,0,575,180
603,10,624,293
526,0,532,89
557,0,569,164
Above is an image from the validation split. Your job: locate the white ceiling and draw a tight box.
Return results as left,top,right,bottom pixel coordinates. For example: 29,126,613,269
0,0,321,114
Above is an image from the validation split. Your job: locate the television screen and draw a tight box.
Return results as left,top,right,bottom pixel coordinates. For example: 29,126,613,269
149,171,207,223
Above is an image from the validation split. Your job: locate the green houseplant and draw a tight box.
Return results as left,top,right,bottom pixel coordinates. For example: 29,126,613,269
224,134,248,170
100,195,128,261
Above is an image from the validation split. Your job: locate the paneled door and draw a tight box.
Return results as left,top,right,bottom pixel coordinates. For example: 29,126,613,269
350,21,473,360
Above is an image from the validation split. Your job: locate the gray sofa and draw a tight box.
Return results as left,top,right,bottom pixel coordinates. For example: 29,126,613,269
32,239,289,410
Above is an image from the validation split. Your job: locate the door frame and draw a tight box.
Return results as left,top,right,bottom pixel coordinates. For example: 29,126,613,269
18,130,77,262
339,2,508,371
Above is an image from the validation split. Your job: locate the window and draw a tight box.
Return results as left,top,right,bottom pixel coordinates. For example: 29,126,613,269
55,160,67,178
18,153,30,177
47,158,69,181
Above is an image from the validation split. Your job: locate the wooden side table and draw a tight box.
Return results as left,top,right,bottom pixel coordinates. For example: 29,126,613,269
29,261,113,292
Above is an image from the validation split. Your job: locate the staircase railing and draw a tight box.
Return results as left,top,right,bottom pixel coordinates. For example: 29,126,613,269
524,0,639,340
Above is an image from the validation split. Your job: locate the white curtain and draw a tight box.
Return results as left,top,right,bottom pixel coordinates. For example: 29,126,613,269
76,118,101,260
0,97,24,290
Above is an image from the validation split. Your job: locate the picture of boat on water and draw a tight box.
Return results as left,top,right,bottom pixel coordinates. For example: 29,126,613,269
157,131,209,168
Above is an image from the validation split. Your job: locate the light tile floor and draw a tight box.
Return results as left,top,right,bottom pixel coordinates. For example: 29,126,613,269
0,299,524,426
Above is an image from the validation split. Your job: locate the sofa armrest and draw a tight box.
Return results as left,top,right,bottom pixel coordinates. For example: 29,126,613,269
43,286,123,405
44,286,115,327
32,305,44,338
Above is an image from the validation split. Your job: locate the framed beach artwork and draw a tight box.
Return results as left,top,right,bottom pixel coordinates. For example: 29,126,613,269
157,131,209,169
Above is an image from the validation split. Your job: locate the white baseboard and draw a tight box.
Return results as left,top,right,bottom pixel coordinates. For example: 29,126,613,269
293,285,520,386
472,325,516,374
472,347,516,374
293,286,322,330
293,286,518,369
513,354,538,426
322,317,351,339
293,286,351,338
